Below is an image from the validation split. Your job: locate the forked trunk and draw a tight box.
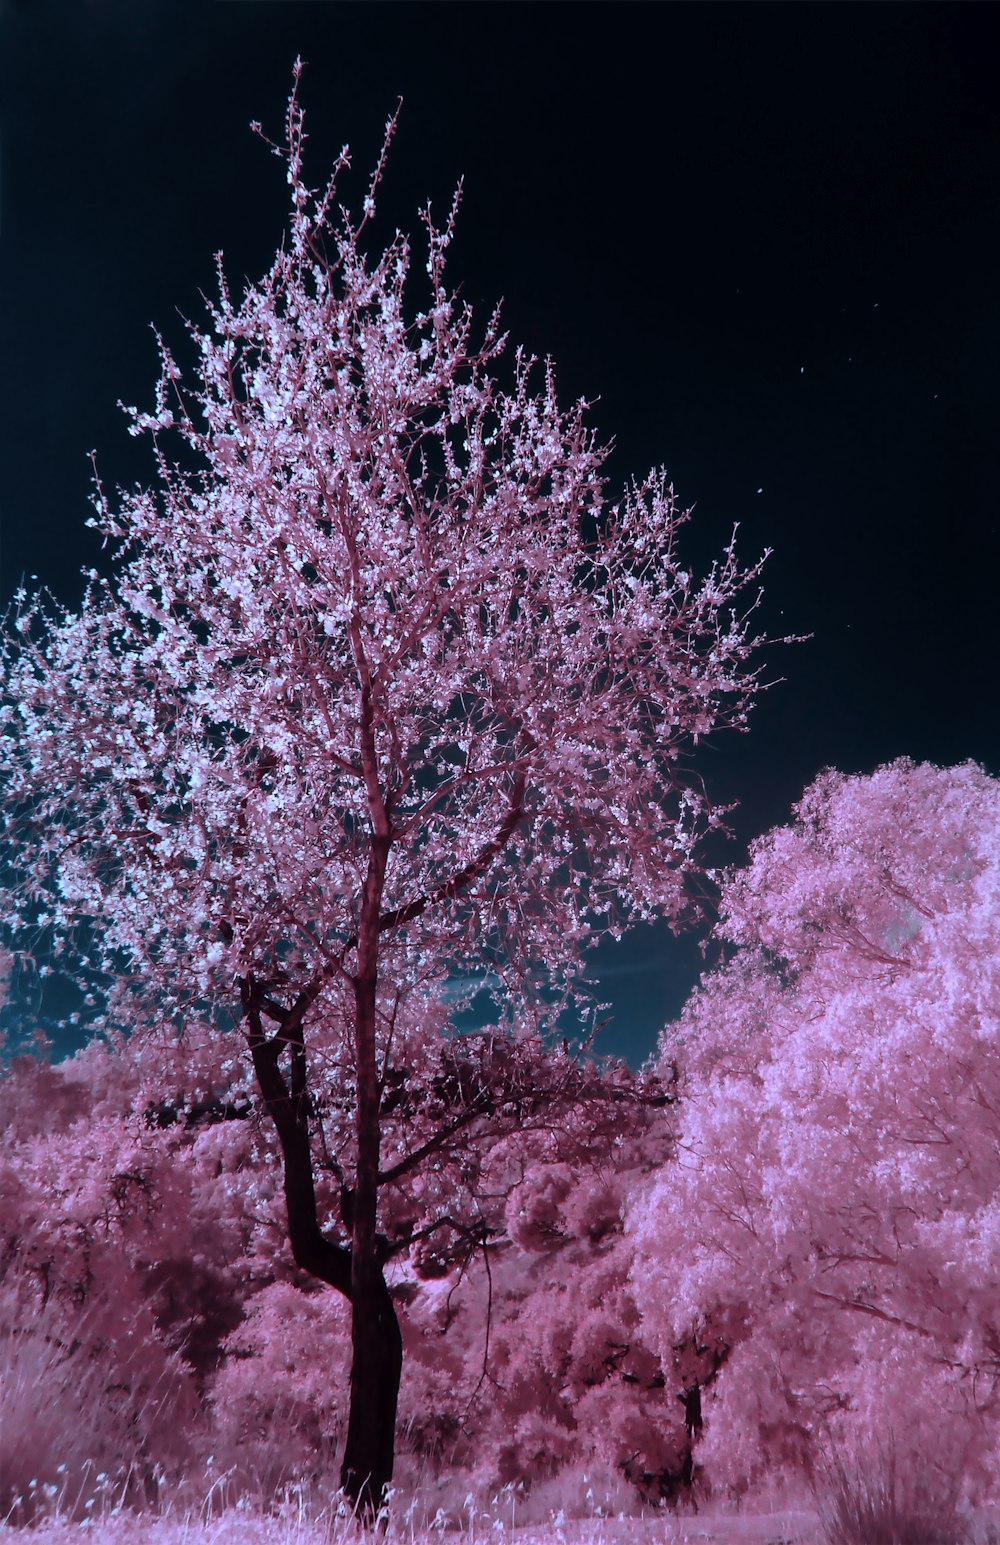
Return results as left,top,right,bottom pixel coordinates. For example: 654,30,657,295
340,1272,404,1521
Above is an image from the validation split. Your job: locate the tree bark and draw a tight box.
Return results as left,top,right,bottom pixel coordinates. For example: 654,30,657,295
340,824,397,1520
340,1267,403,1519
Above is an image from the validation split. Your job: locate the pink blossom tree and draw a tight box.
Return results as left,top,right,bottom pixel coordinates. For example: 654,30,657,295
628,759,1000,1505
0,69,770,1515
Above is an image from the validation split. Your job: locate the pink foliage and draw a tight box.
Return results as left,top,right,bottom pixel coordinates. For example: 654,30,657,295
0,1014,686,1512
0,1045,229,1515
208,1279,352,1495
385,1105,692,1505
628,759,1000,1503
0,1033,358,1507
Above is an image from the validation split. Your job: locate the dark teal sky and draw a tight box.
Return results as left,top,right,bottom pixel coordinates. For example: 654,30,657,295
1,2,998,1065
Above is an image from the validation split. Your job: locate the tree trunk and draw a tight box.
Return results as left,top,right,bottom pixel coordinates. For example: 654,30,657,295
340,1270,403,1519
244,741,401,1521
343,823,395,1520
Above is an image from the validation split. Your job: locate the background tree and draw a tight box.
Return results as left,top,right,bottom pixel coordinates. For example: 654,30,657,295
0,67,770,1516
628,759,1000,1507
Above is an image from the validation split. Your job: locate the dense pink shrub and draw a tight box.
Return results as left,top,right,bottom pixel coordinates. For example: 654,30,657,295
381,1105,694,1508
208,1280,352,1496
0,1033,264,1512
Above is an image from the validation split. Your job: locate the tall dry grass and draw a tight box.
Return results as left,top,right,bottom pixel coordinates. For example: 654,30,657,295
811,1433,968,1545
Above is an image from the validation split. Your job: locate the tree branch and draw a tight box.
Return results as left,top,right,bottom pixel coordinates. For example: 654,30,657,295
239,972,352,1298
377,1101,491,1187
378,769,527,935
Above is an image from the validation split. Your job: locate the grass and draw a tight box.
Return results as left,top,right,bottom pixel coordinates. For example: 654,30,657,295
810,1434,970,1545
0,1514,821,1545
0,1477,830,1545
7,1479,1000,1545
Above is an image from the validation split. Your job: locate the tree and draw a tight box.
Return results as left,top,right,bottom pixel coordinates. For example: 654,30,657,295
628,760,1000,1506
0,67,770,1517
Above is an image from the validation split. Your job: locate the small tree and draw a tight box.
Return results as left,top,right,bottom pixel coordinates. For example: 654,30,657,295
0,69,770,1516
